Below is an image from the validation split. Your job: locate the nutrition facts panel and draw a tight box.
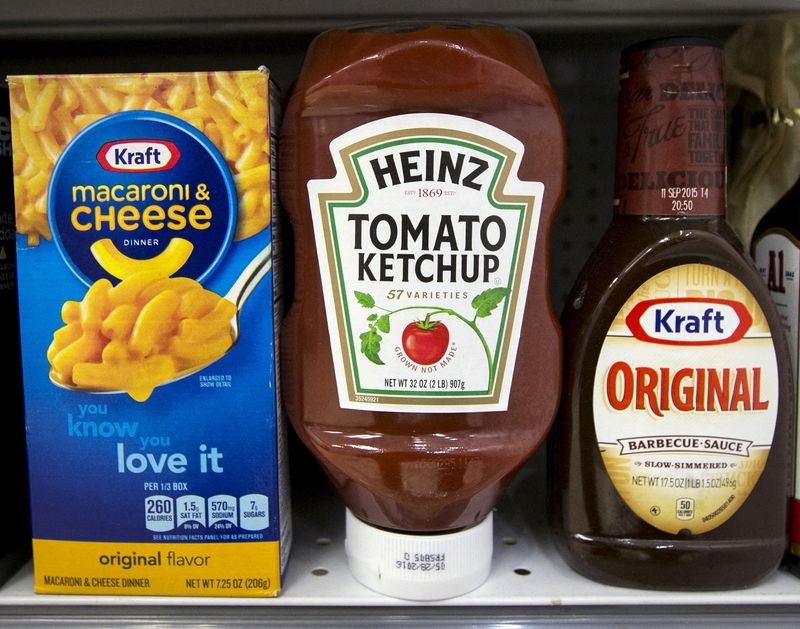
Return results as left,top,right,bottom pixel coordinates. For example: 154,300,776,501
145,494,269,533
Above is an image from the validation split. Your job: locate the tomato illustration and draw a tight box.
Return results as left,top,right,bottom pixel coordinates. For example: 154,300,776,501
402,319,450,365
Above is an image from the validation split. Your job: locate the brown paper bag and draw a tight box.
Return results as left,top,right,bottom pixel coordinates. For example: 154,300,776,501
727,13,800,247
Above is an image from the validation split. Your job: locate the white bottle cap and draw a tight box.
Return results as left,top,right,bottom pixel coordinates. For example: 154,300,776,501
344,508,493,601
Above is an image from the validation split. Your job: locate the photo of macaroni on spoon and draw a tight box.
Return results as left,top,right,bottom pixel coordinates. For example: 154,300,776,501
48,241,272,401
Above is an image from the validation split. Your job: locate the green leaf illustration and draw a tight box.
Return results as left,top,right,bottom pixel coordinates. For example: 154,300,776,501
375,314,391,333
359,328,384,365
471,287,510,318
355,291,375,308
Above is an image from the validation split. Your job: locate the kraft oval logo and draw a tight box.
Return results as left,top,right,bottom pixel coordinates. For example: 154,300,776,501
625,298,753,345
97,139,181,172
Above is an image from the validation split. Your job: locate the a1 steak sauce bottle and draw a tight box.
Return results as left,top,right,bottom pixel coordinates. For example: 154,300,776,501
752,174,800,577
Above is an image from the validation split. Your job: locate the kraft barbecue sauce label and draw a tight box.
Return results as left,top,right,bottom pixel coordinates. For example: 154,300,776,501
593,263,779,534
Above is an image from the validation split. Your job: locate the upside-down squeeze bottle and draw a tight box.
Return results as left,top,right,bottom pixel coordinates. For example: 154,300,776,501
280,22,565,599
550,37,793,589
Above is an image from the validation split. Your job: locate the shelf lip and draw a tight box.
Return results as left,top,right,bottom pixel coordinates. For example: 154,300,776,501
2,605,800,629
2,559,800,610
0,3,798,37
3,456,800,611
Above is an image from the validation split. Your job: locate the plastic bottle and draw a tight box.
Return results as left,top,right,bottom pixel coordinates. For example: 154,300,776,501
752,182,800,577
550,37,793,590
280,22,565,599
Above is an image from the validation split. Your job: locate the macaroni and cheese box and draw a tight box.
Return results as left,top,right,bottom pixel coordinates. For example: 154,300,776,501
8,70,290,596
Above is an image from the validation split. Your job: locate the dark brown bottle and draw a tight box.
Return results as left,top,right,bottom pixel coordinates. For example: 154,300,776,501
752,180,800,578
550,37,793,590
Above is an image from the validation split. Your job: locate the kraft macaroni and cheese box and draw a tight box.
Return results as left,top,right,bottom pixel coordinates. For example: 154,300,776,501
8,70,290,596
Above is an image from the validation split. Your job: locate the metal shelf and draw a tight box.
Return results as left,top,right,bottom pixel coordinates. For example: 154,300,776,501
2,3,800,626
2,453,800,626
0,0,799,36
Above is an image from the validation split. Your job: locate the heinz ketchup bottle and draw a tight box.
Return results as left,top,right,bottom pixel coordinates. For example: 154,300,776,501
280,22,566,599
550,37,793,590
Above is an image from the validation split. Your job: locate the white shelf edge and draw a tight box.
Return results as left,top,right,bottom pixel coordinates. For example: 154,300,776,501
2,455,800,612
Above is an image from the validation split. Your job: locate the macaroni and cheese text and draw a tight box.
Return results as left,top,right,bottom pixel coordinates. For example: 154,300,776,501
10,72,270,245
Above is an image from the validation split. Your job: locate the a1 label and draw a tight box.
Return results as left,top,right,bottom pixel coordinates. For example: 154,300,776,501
593,263,779,534
753,228,800,548
308,113,544,413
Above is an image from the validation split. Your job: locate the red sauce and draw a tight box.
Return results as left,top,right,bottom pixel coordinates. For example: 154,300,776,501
279,22,566,533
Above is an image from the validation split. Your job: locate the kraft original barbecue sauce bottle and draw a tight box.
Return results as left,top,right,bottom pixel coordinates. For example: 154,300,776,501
549,37,793,590
280,22,565,600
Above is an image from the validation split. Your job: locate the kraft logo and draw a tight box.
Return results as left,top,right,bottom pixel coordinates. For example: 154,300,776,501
625,297,752,345
97,140,180,172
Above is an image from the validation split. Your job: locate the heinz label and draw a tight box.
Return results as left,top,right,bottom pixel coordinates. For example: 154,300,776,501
308,113,543,412
593,263,779,534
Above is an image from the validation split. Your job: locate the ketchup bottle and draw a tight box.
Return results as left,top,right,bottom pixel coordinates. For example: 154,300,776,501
550,37,793,590
280,23,565,599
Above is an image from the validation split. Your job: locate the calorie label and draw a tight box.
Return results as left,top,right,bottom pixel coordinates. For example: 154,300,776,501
144,493,269,533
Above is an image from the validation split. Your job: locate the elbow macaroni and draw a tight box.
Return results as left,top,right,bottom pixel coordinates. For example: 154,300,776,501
48,270,236,402
90,237,194,280
9,72,271,245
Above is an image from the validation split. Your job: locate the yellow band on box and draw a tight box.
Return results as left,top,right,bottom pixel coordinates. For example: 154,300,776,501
33,539,281,597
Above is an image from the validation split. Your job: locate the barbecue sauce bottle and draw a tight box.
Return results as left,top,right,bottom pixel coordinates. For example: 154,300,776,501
280,23,565,599
550,37,792,590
